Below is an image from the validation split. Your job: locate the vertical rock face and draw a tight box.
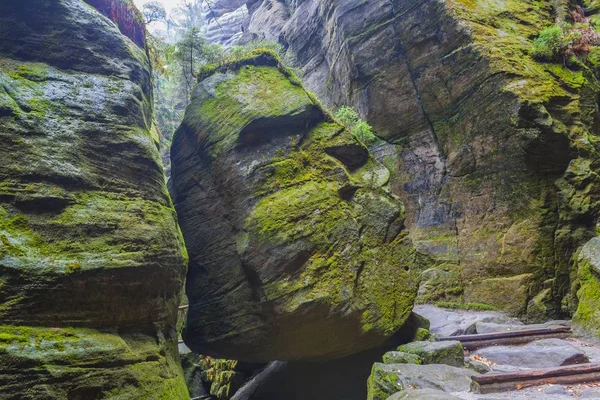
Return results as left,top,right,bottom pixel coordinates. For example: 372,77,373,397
170,51,423,362
242,0,600,319
0,0,188,398
201,0,248,46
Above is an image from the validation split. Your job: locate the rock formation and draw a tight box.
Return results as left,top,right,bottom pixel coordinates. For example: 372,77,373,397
230,0,600,321
170,51,423,362
201,0,248,46
0,0,188,397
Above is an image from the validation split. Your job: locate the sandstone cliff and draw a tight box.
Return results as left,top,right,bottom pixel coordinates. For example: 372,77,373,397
0,0,188,397
237,0,600,322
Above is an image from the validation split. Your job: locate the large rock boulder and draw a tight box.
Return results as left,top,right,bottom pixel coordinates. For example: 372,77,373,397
170,51,423,362
242,0,600,319
367,363,477,400
573,237,600,333
0,0,188,397
395,341,464,367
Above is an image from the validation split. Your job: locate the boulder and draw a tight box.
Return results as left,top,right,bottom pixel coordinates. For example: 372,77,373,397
170,51,423,362
396,341,464,367
0,0,188,397
471,338,589,370
382,351,421,365
367,363,477,400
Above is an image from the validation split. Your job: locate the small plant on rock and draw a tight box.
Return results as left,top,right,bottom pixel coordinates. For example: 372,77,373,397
335,106,377,144
531,7,600,63
531,24,567,60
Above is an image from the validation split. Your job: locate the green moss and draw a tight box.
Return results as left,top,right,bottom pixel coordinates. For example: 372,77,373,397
414,327,433,341
396,340,464,367
185,64,317,158
367,363,404,400
8,63,48,82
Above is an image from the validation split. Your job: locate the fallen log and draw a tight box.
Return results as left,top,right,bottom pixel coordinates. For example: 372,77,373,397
459,332,572,351
437,326,572,350
472,363,600,394
474,362,600,385
438,326,571,342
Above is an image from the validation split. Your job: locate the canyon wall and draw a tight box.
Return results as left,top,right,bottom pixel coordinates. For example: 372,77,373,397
0,0,189,397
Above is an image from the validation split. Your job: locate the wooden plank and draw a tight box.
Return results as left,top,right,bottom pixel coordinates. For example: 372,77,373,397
473,362,600,385
461,331,571,351
438,326,571,342
178,304,189,310
474,371,600,394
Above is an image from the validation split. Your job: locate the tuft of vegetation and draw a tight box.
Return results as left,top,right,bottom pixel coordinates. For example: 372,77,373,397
335,106,377,144
531,7,600,63
531,25,566,60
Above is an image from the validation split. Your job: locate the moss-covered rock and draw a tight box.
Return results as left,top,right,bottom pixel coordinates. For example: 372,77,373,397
170,51,424,362
573,237,600,334
382,351,421,365
0,0,188,397
395,341,464,367
366,363,476,400
244,0,600,319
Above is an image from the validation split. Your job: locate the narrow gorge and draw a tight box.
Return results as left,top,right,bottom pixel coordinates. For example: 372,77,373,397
3,0,600,399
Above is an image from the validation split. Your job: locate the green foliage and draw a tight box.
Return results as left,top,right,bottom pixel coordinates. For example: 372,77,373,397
531,20,600,63
531,25,566,60
335,106,377,144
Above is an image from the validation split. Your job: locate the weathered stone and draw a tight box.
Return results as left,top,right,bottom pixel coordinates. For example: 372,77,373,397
465,359,492,374
241,0,600,319
475,320,569,334
382,351,421,365
416,266,463,304
202,0,248,46
471,339,589,369
414,304,517,337
464,274,532,315
574,237,600,333
367,363,477,400
0,0,188,397
171,52,423,362
396,341,464,367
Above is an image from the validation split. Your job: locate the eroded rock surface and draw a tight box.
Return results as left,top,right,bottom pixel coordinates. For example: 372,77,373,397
170,52,423,362
202,0,248,46
367,363,477,400
0,0,188,397
236,0,600,321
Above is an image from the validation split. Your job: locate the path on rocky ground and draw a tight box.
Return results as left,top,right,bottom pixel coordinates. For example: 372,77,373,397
380,305,600,399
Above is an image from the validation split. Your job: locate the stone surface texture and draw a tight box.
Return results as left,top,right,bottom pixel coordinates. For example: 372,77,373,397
396,340,464,367
367,363,477,400
170,52,423,362
223,0,600,321
0,0,188,398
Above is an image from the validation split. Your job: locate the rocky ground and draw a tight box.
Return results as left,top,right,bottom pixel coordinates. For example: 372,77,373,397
370,305,600,400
